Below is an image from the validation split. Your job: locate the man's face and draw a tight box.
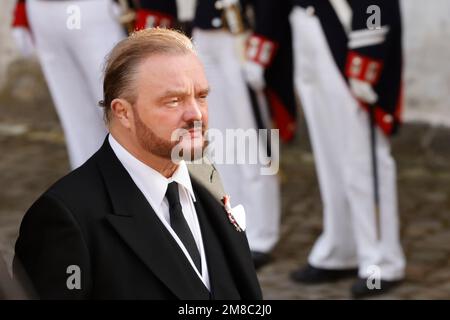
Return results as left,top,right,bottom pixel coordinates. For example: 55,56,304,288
131,53,209,161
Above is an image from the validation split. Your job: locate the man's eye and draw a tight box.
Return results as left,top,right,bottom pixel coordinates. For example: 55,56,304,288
166,98,180,107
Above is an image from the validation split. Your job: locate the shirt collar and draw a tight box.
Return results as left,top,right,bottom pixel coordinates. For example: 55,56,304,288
169,158,196,202
108,134,196,207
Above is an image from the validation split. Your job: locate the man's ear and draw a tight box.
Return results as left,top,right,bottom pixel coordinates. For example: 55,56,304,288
110,98,134,129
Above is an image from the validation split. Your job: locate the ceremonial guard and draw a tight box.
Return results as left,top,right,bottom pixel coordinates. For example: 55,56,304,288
11,0,126,168
10,0,181,168
245,0,405,297
191,0,289,268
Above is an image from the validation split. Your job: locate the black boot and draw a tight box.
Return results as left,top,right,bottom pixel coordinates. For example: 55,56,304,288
351,277,402,299
291,264,358,284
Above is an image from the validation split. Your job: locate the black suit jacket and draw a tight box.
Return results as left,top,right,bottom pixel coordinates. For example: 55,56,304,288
14,139,262,300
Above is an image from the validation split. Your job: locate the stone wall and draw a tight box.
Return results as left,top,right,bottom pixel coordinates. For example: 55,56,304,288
402,0,450,126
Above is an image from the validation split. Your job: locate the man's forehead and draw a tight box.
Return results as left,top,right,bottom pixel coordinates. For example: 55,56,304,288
140,53,203,73
137,54,208,90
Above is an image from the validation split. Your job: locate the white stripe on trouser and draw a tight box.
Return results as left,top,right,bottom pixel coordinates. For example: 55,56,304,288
192,29,281,253
27,0,126,168
290,7,405,280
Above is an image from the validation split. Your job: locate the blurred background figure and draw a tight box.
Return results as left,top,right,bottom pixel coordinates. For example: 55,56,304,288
190,0,295,269
244,0,297,143
11,0,126,169
246,0,405,298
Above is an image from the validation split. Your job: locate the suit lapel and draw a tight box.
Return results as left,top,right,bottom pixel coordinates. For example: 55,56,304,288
191,179,263,300
95,139,210,300
193,198,239,299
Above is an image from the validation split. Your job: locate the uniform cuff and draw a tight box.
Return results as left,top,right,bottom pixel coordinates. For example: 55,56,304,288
12,2,29,28
246,34,278,68
134,9,174,30
346,51,383,85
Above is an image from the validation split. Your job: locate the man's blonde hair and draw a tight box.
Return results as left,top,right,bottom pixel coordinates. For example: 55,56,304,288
99,28,196,123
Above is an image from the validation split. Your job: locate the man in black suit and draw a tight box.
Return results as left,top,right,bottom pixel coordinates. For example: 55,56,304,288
13,28,262,300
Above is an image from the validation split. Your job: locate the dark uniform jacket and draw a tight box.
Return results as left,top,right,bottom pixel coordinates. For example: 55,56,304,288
252,0,403,135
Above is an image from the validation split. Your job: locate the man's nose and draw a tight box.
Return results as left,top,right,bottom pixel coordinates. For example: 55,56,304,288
183,98,203,121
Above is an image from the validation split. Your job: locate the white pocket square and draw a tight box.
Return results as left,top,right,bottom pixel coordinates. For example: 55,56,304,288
230,204,246,231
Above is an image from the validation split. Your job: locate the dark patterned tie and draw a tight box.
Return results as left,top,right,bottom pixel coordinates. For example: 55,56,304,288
165,181,202,274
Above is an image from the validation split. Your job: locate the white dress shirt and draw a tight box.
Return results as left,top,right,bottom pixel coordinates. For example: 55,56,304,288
108,134,210,290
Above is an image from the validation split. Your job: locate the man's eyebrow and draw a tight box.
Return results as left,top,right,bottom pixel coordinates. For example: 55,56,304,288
197,87,210,95
160,89,188,98
160,87,210,98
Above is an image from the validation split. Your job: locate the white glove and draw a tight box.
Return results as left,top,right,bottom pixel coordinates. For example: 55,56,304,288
349,78,378,105
12,27,35,58
243,60,266,91
215,0,239,10
176,0,196,22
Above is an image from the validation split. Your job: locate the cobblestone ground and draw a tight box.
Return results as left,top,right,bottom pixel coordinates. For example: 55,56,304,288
1,59,449,299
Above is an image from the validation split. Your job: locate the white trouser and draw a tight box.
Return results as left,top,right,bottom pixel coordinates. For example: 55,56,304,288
290,7,405,280
27,0,125,168
192,28,281,253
